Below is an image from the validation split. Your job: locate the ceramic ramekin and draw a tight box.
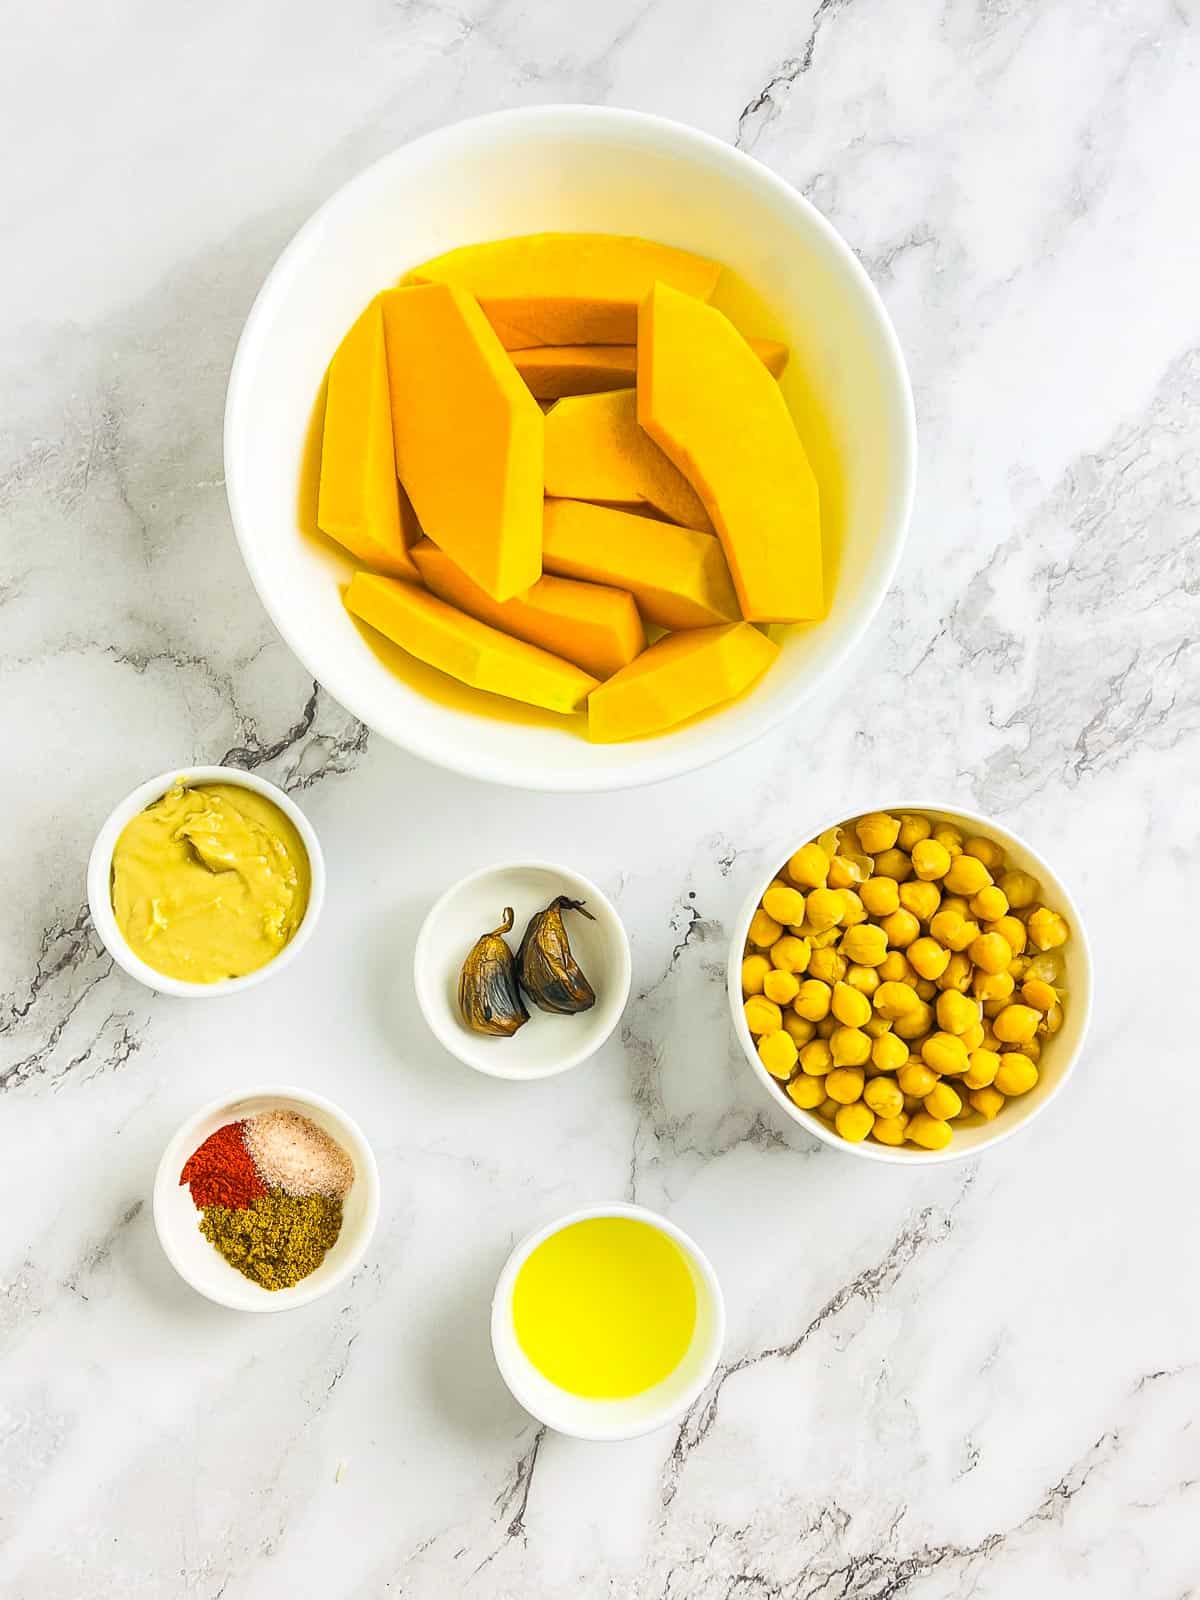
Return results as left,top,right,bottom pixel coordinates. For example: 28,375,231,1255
87,764,325,997
728,801,1093,1165
153,1084,380,1312
491,1203,725,1440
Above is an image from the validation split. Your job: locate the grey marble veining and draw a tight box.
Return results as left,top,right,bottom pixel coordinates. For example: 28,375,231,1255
3,1,1199,1595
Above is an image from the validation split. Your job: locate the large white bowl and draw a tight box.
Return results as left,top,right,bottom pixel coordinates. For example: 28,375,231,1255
225,105,916,791
728,803,1093,1165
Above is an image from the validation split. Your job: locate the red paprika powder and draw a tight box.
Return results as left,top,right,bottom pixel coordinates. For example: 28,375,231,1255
180,1121,265,1209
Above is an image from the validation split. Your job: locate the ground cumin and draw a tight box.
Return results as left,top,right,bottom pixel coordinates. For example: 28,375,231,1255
200,1191,343,1289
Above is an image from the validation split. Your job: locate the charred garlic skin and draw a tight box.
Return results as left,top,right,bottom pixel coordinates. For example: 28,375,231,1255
459,907,530,1036
518,897,597,1014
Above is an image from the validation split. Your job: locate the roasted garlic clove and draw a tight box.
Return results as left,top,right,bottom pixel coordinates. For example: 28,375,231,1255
517,897,597,1014
459,908,529,1036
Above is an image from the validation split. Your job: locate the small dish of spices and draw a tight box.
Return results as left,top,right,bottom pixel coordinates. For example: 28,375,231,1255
153,1086,380,1311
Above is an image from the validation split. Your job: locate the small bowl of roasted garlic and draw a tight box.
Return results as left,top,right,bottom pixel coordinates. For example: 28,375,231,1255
728,804,1092,1163
414,861,631,1079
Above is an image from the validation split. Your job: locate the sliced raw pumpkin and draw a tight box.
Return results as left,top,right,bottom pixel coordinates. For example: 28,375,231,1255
380,284,542,602
588,623,778,742
317,298,417,578
638,281,823,622
542,498,739,630
406,233,722,347
544,389,711,531
345,572,596,714
410,538,645,681
512,337,788,400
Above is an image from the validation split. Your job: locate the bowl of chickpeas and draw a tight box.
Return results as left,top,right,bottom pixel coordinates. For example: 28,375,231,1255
728,805,1092,1163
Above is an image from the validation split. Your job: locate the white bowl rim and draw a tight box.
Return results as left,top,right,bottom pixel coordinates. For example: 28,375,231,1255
490,1201,726,1440
412,859,632,1079
86,764,326,998
727,800,1094,1165
223,103,918,793
151,1082,381,1312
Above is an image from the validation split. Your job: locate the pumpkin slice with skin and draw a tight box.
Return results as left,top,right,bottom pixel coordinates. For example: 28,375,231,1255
345,572,596,714
512,338,789,400
542,498,739,630
380,284,543,602
411,538,645,681
544,389,711,531
638,281,823,622
588,623,778,742
406,233,723,347
317,298,418,578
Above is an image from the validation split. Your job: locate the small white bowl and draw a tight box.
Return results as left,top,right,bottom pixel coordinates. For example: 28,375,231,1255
87,765,325,998
414,862,631,1080
728,802,1093,1165
491,1203,725,1440
153,1085,380,1312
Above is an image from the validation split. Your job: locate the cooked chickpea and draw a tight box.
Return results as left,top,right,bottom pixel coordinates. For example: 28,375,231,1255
770,935,811,976
908,937,951,980
987,915,1027,955
837,889,869,928
999,869,1039,909
937,952,974,993
805,887,845,933
943,854,992,896
816,1015,837,1038
831,981,872,1029
827,854,865,890
874,980,920,1020
872,848,913,882
864,1076,903,1118
1042,1001,1064,1035
783,1011,817,1046
880,908,921,949
835,1102,875,1142
872,1032,909,1073
845,964,880,997
932,824,963,857
929,909,980,952
878,951,917,984
762,885,806,929
808,947,846,985
860,876,900,917
742,954,771,994
936,989,979,1037
800,1039,833,1076
826,1065,866,1105
757,1030,798,1079
922,1031,970,1076
899,880,942,922
924,1081,962,1121
1021,978,1058,1012
973,968,1014,1004
863,1013,894,1040
911,838,952,880
748,908,782,948
961,1020,985,1051
898,1059,938,1098
841,923,888,967
871,1113,910,1146
914,977,938,1000
830,1026,872,1067
1027,907,1069,951
964,835,1005,872
969,1086,1005,1119
962,1048,1000,1089
992,1004,1040,1045
787,842,830,889
908,1113,952,1150
897,814,932,852
894,999,935,1040
793,978,832,1021
809,927,841,950
970,885,1008,922
855,812,899,853
744,996,782,1036
968,932,1011,974
1025,952,1060,985
762,969,800,1007
1017,1036,1041,1062
786,1073,825,1110
994,1053,1039,1096
817,1096,839,1120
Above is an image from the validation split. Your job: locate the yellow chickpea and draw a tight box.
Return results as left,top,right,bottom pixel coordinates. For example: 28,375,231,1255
873,980,921,1020
872,847,913,882
970,885,1009,923
787,842,830,889
1017,1036,1041,1062
800,1039,833,1077
1021,977,1058,1012
943,854,992,896
856,812,900,853
973,968,1014,1004
897,814,932,851
937,952,974,993
969,1086,1005,1120
894,999,935,1040
830,981,871,1029
872,1114,909,1146
762,885,806,929
793,978,833,1022
864,1076,903,1118
805,887,845,933
860,876,900,917
992,1004,1040,1045
762,969,800,1007
922,1031,970,1076
898,1059,938,1098
841,923,888,967
845,964,880,997
908,937,951,981
786,1072,826,1110
1042,1001,1064,1035
911,838,952,881
877,951,916,985
969,932,1012,974
837,889,869,928
826,1065,866,1105
817,1096,839,1120
748,908,783,948
742,954,771,994
816,1015,837,1038
757,1030,798,1079
994,1053,1039,1096
962,1048,1000,1089
744,996,782,1036
908,1113,953,1150
936,990,980,1037
783,1011,817,1046
1027,907,1069,951
924,1081,962,1121
999,869,1039,910
869,1032,907,1074
808,947,847,985
830,1026,872,1067
826,855,865,891
929,909,980,952
932,824,964,858
835,1102,875,1142
809,927,841,950
964,835,1005,872
961,1021,985,1051
769,936,811,977
987,915,1027,955
939,894,970,919
899,880,942,922
880,908,921,949
914,978,938,1000
864,1014,894,1040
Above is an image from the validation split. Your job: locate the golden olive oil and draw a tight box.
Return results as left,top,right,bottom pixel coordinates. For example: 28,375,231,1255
512,1217,697,1400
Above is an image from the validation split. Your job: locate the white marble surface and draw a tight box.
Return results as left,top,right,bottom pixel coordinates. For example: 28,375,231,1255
3,2,1199,1595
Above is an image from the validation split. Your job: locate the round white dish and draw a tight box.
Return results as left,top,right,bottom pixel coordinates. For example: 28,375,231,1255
153,1085,380,1312
87,765,325,998
414,861,630,1080
727,802,1093,1165
490,1202,725,1440
224,104,916,791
